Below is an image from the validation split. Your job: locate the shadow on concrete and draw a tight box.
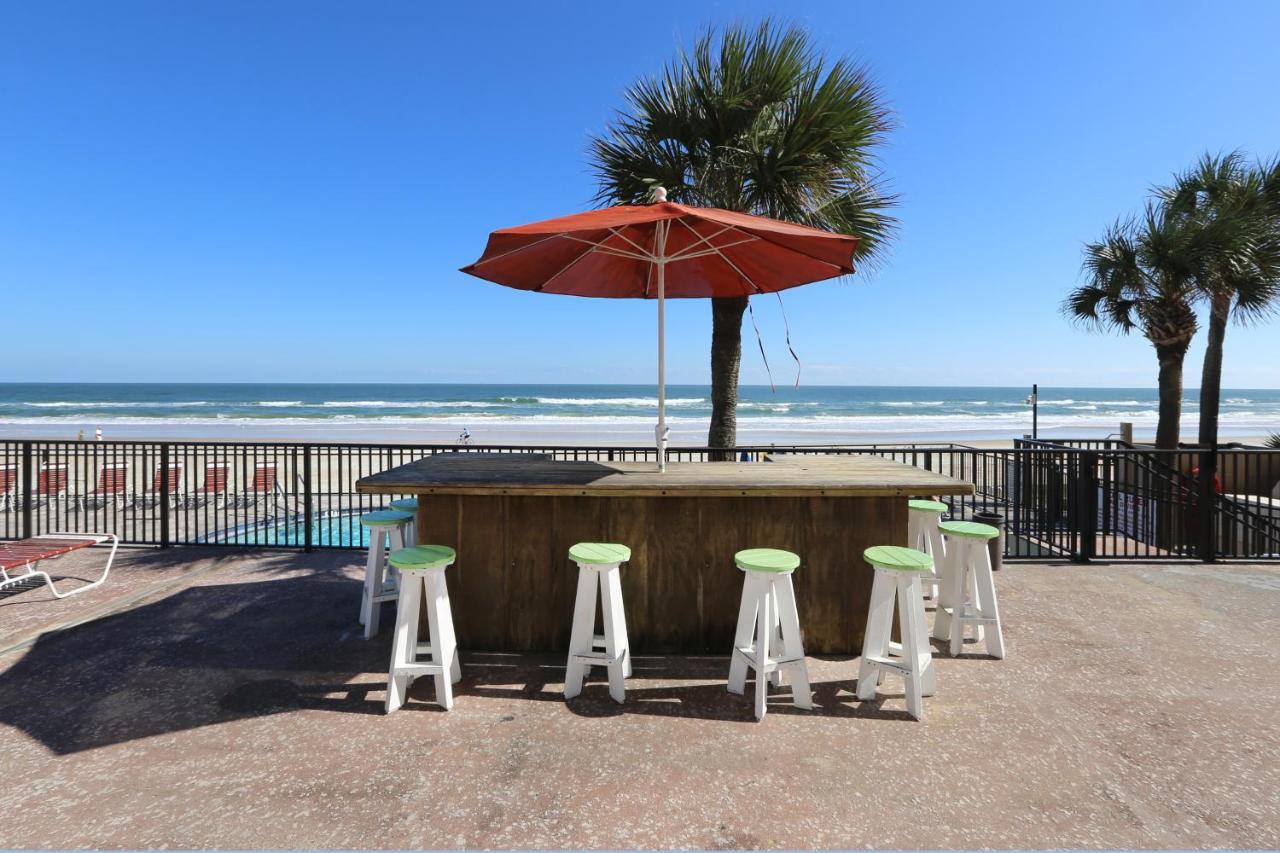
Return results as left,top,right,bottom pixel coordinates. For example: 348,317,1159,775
0,548,932,754
0,558,394,755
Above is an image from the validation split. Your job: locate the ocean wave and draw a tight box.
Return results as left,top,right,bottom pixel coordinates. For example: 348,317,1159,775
320,400,509,408
25,400,214,408
257,401,304,407
881,401,945,407
530,397,706,407
6,409,1276,430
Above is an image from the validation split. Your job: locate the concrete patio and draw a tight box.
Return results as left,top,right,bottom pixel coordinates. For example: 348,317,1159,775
1,546,1277,849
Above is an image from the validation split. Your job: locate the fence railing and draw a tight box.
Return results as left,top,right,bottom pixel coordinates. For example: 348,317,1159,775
2,439,1277,561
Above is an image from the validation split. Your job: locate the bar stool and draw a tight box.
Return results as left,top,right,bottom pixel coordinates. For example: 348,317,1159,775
907,499,948,602
385,544,461,712
359,509,413,639
727,548,812,721
856,545,936,720
933,520,1005,658
389,497,419,545
564,543,632,704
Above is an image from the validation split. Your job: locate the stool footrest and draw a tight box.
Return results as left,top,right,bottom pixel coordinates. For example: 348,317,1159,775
734,646,805,674
862,654,911,675
391,662,447,678
571,650,626,665
955,609,998,624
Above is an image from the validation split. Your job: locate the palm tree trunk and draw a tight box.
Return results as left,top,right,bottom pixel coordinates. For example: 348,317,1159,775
708,296,748,459
1153,344,1186,450
1197,292,1231,447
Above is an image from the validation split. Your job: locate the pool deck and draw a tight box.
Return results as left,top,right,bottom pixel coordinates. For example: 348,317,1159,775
1,546,1278,849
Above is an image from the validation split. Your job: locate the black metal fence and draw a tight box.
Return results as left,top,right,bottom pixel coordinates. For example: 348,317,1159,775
2,439,1277,561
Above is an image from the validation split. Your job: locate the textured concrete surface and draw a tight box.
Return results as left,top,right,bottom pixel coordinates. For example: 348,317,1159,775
0,547,1277,849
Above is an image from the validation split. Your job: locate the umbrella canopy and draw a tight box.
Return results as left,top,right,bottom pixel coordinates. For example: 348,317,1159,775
460,190,859,469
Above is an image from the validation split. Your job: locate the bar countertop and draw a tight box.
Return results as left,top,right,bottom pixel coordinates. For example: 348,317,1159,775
356,452,973,498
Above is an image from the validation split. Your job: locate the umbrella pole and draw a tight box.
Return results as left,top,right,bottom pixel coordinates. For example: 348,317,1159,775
656,224,669,473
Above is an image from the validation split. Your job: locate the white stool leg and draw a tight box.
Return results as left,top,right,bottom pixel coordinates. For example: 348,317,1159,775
973,545,1006,658
613,571,633,678
894,576,924,719
437,577,462,684
753,579,772,721
774,574,812,710
423,569,456,710
385,573,422,713
934,536,957,642
905,572,935,694
599,564,628,704
857,569,895,700
908,512,923,549
768,585,784,688
949,540,970,656
727,573,759,695
364,528,389,639
564,565,598,700
360,528,380,627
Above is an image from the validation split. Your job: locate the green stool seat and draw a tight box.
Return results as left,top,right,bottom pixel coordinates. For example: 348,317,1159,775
388,544,456,571
939,520,1000,540
569,542,631,565
361,509,414,527
864,545,934,572
734,548,800,573
908,499,948,514
389,497,418,514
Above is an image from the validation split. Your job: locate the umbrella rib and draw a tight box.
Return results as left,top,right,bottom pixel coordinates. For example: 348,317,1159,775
606,226,659,260
560,234,651,262
672,218,764,295
668,236,759,261
532,242,604,293
664,223,755,261
674,215,852,273
467,232,567,268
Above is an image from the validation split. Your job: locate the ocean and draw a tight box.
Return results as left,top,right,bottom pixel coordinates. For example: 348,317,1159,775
0,383,1276,445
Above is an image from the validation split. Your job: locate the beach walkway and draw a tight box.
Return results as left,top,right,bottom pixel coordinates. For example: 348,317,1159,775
0,547,1276,849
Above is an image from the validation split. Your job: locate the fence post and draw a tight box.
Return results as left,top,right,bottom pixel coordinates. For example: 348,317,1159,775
1073,451,1098,562
159,443,171,547
1197,446,1217,563
20,441,32,539
303,445,314,553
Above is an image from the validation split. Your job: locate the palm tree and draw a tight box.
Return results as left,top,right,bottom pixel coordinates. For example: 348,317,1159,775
1064,205,1199,449
589,21,896,454
1158,152,1280,448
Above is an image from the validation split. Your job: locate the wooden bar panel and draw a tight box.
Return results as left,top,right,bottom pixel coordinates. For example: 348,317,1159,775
417,492,904,655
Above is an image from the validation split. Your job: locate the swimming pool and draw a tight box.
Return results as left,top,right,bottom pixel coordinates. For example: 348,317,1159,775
211,511,373,548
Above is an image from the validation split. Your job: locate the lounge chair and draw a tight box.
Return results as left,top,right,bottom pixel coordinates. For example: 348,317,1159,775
239,461,282,507
83,462,131,510
30,463,69,508
0,533,119,599
0,464,16,512
135,462,183,509
190,462,230,507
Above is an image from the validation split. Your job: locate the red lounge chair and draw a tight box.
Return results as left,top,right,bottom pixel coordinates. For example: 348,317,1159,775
84,462,131,509
137,462,183,509
0,533,118,599
239,461,281,507
32,463,69,506
0,464,16,511
192,462,230,507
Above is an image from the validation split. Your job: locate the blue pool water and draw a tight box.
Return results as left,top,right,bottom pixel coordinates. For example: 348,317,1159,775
216,513,372,548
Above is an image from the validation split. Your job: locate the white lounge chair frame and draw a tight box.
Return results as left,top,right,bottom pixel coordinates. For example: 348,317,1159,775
0,532,119,599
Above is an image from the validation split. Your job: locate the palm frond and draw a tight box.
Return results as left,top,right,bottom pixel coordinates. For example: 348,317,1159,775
588,19,897,269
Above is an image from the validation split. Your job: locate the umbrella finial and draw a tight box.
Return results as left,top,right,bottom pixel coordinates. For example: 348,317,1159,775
650,185,667,203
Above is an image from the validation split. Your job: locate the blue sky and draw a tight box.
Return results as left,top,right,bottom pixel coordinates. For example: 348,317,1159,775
3,0,1278,388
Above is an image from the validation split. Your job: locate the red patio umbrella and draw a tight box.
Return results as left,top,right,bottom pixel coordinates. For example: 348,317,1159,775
460,188,859,471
